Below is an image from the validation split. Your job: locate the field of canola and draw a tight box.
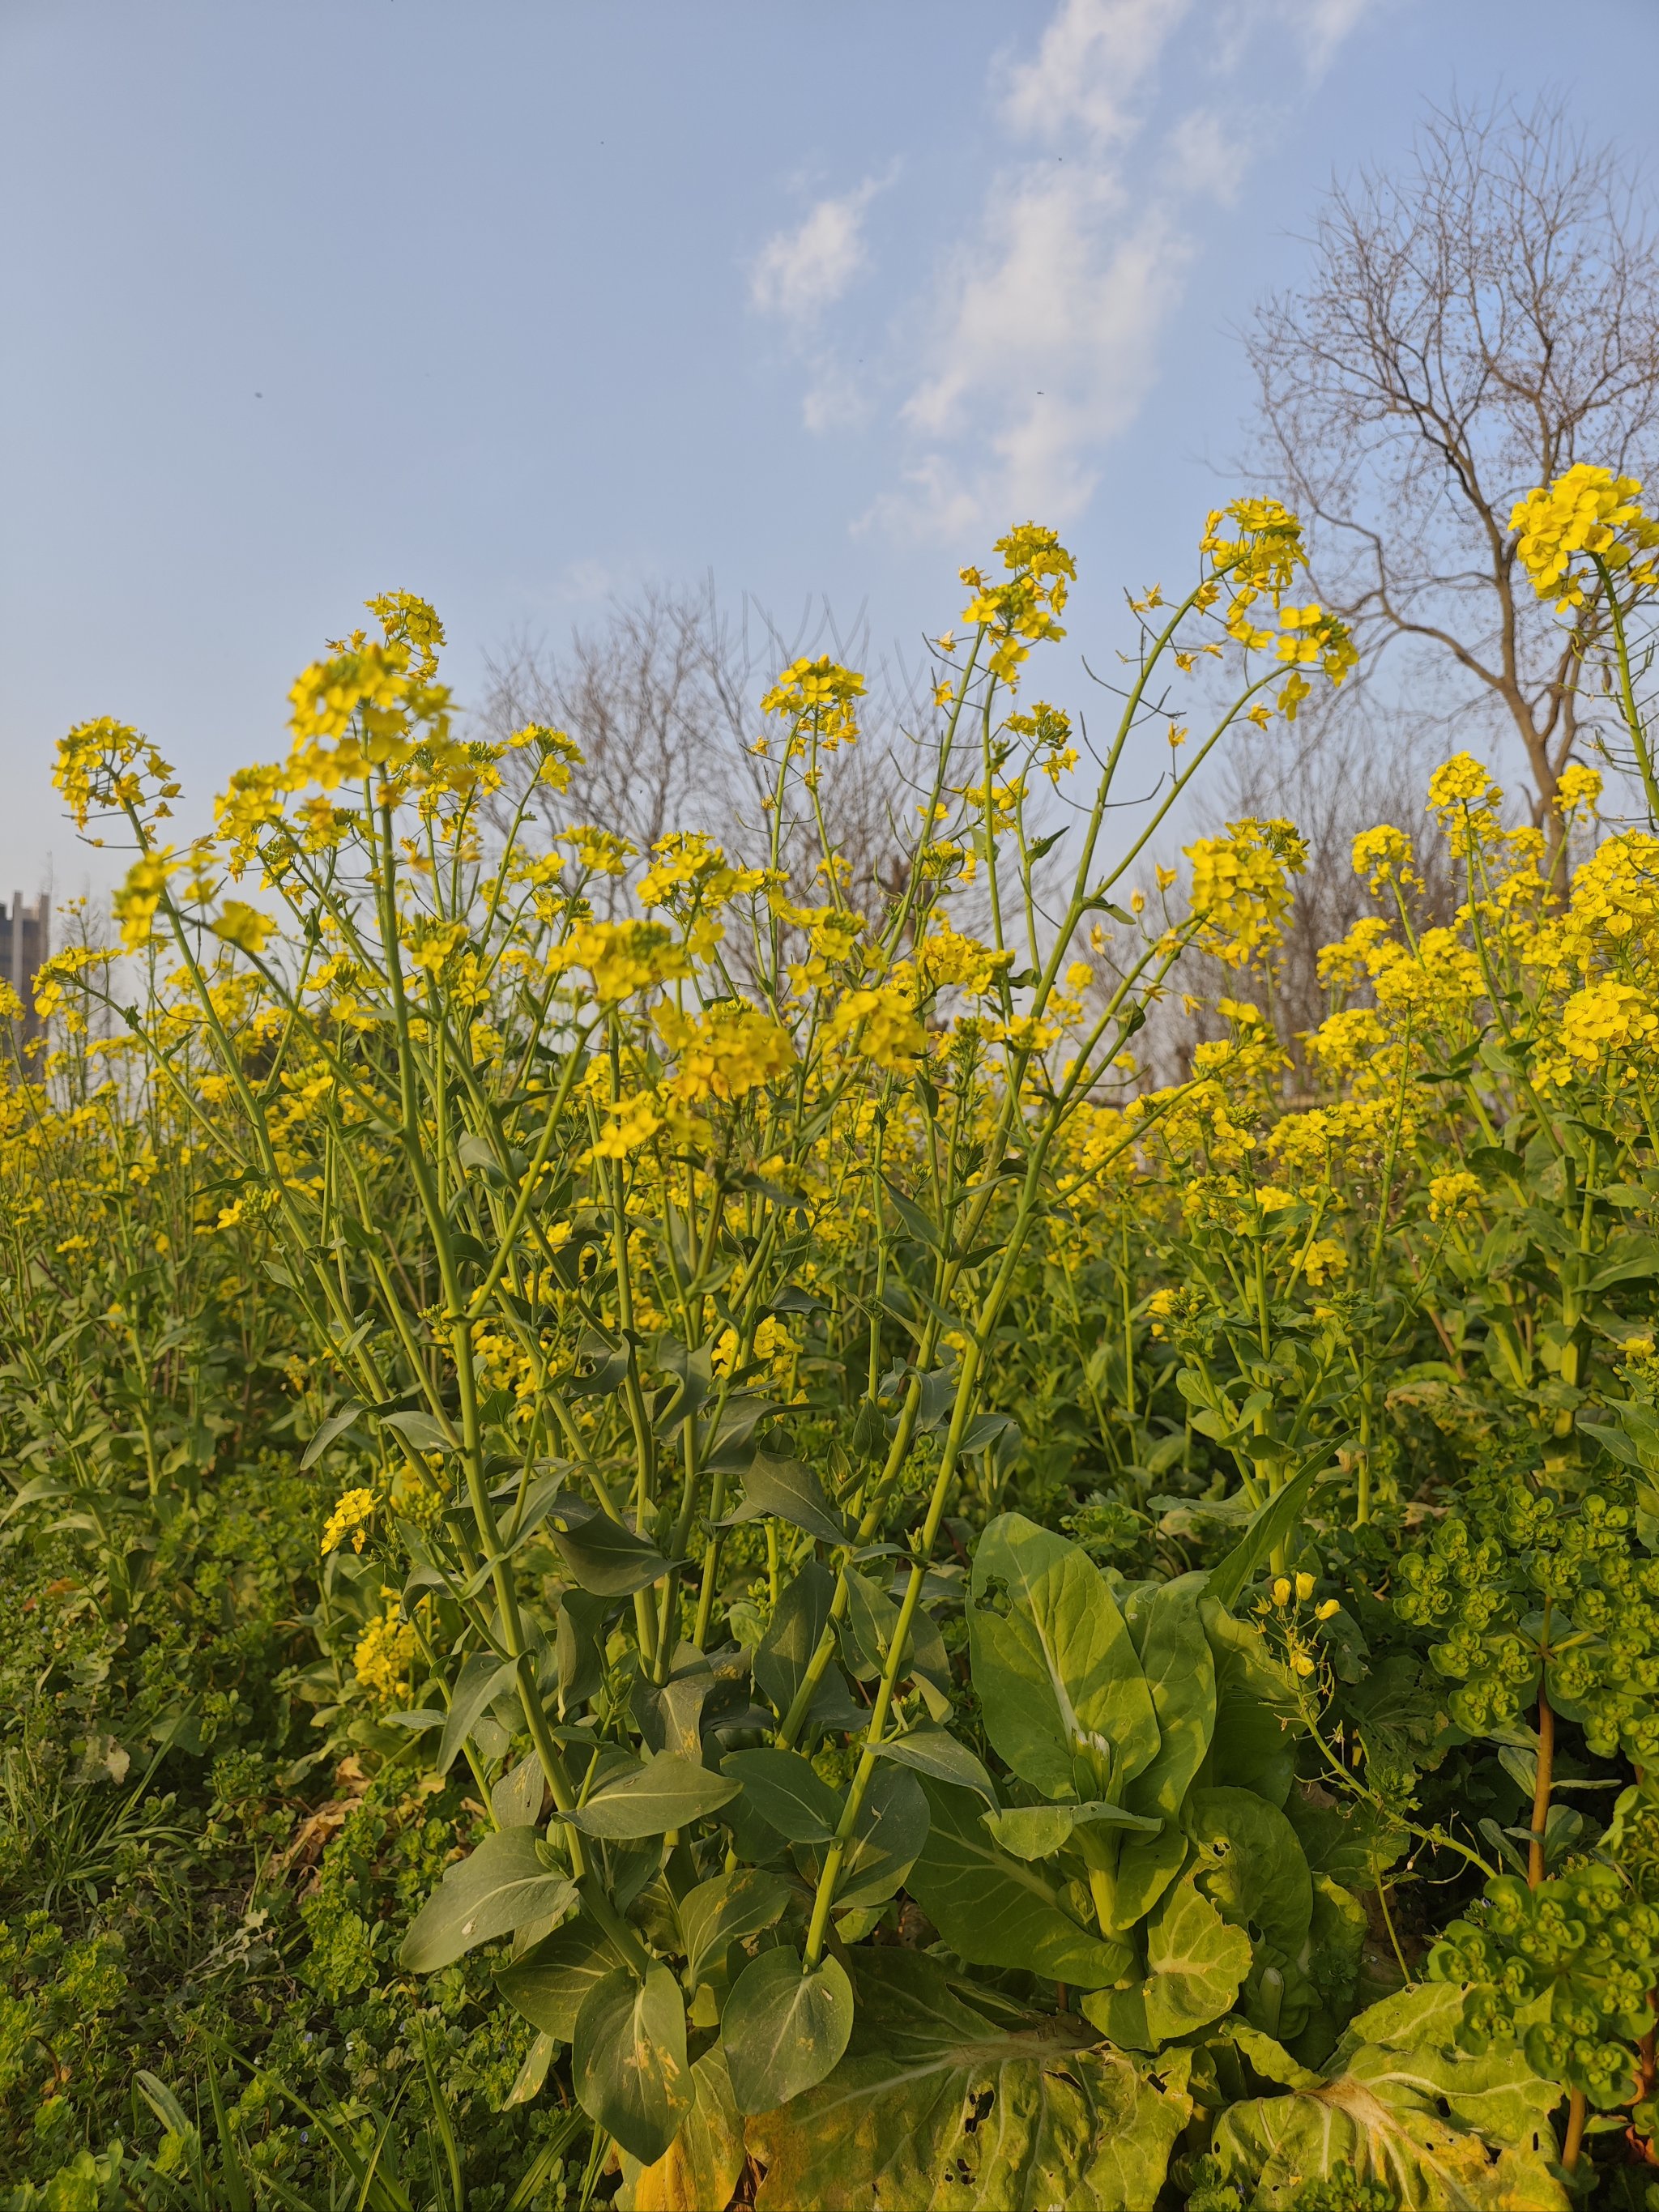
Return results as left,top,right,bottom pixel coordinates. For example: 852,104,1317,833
4,469,1659,2208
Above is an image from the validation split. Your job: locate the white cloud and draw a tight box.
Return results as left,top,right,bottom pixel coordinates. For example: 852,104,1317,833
871,168,1189,533
1162,106,1258,208
1002,0,1192,147
801,369,871,435
1283,0,1377,76
750,177,885,327
860,0,1376,542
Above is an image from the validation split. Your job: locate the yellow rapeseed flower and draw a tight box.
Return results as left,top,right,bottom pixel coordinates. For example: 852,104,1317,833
322,1487,377,1556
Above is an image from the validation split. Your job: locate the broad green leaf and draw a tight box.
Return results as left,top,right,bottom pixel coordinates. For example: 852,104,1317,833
723,1451,852,1546
381,1409,456,1454
504,2030,556,2109
1188,1786,1314,1959
1111,1821,1190,1930
1209,2001,1568,2212
1283,1788,1407,1892
1337,1984,1562,2146
968,1512,1158,1803
492,1753,547,1829
574,1962,692,2167
1198,1599,1302,1806
1337,1979,1477,2062
842,1565,902,1681
723,1946,855,2115
1225,2022,1323,2091
552,1501,676,1597
1205,1454,1334,1609
1121,1573,1215,1823
616,2048,744,2212
400,1828,578,1972
435,1651,518,1777
753,1562,861,1731
721,1748,841,1843
632,1670,710,1762
555,1588,608,1716
746,1950,1189,2212
981,1801,1159,1860
881,1176,945,1253
566,1751,740,1839
301,1401,363,1468
677,1867,794,1989
1081,1875,1251,2051
871,1725,998,1807
793,1762,929,1912
905,1779,1132,1988
497,1912,624,2042
1304,1871,1368,2039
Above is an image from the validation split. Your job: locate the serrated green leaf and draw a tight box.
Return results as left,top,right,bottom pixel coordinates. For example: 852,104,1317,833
1082,1874,1250,2050
745,1949,1188,2212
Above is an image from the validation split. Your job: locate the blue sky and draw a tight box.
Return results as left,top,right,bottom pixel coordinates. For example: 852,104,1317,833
4,0,1659,903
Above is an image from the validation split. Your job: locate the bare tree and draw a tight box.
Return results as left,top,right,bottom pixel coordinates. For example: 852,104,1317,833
476,580,757,911
475,578,927,919
1246,94,1659,849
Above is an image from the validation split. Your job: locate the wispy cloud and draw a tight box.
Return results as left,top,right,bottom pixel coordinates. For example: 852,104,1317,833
749,175,887,329
1002,0,1193,145
846,0,1379,542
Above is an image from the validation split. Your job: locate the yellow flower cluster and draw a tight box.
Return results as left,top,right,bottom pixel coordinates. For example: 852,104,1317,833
1427,753,1504,856
1555,761,1603,819
589,1089,672,1161
758,657,865,750
656,1000,796,1102
1185,818,1307,970
551,920,690,1004
914,921,1015,999
637,832,766,914
53,718,181,836
1537,980,1659,1088
353,1597,416,1704
322,1486,377,1555
1004,701,1078,785
1350,825,1419,896
1428,1170,1483,1223
1512,462,1659,613
958,524,1076,686
827,985,927,1072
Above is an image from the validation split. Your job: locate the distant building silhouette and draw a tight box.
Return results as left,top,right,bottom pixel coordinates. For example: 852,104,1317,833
2,893,51,1045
